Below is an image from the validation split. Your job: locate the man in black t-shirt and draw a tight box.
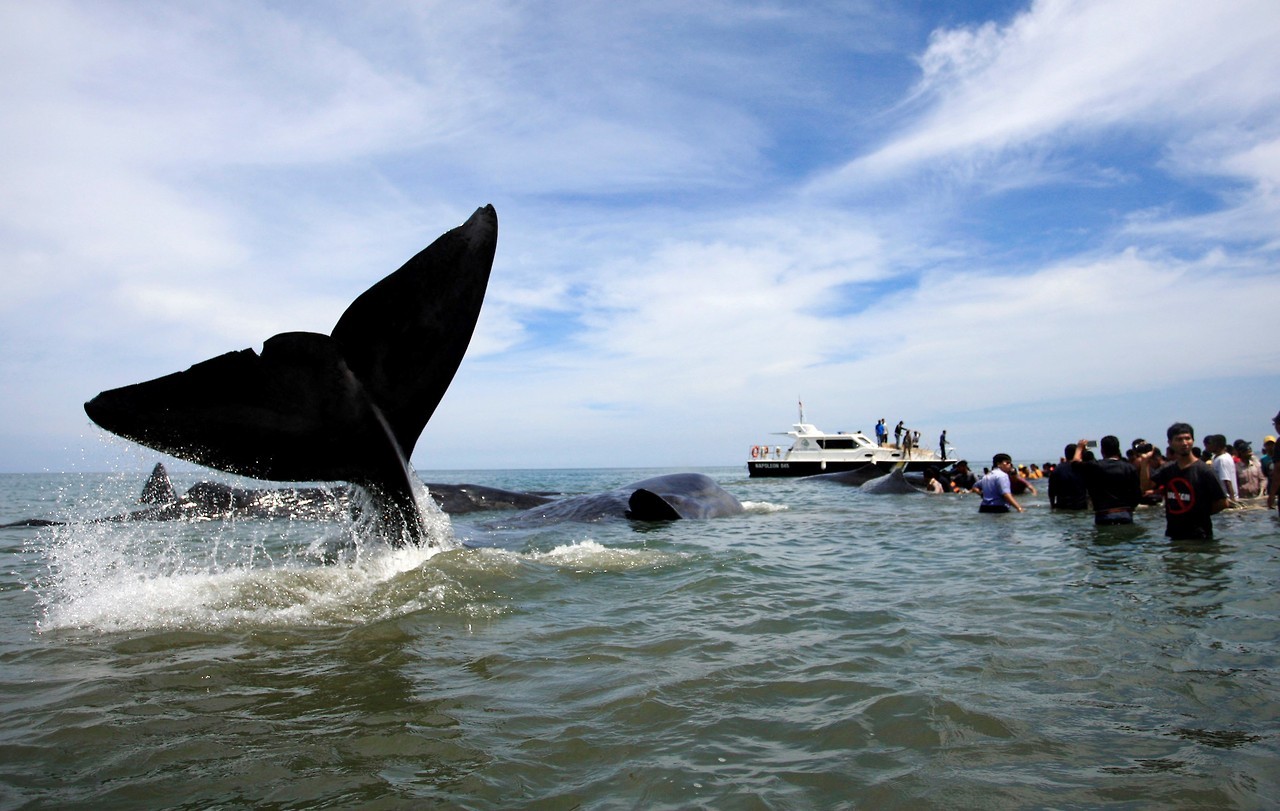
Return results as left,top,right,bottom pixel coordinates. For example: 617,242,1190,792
1049,443,1089,510
946,460,978,492
1268,411,1280,517
1138,422,1228,540
1070,436,1141,524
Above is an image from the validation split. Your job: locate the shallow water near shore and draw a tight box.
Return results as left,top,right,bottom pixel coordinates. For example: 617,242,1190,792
2,466,1278,809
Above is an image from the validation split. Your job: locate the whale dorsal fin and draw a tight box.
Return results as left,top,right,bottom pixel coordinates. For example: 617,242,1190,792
139,462,177,504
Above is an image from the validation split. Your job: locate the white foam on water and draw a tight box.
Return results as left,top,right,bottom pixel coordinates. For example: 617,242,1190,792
27,475,699,633
32,480,464,634
524,539,692,572
742,500,788,514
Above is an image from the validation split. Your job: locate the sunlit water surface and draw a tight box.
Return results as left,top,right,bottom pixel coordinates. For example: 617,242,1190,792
1,467,1277,809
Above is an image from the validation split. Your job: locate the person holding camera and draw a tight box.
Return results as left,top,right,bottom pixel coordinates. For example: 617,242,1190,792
1070,436,1142,525
1049,443,1089,510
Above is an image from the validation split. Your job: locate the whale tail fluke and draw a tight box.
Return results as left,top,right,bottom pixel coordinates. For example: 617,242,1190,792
331,204,497,458
83,205,498,545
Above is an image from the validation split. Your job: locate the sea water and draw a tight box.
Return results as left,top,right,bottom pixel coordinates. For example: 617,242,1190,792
1,467,1277,809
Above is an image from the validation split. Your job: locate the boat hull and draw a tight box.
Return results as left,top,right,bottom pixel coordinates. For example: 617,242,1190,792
747,459,946,478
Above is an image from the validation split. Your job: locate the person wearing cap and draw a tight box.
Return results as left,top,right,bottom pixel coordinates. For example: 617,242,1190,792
1234,440,1265,498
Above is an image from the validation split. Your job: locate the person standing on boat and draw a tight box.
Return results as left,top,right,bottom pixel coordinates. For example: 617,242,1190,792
894,421,904,448
977,454,1024,513
876,419,887,447
939,430,948,460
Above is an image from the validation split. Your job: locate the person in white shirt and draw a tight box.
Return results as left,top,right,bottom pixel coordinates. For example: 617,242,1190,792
1205,434,1239,501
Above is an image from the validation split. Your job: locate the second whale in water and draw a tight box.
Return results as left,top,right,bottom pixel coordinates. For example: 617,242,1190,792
487,473,745,527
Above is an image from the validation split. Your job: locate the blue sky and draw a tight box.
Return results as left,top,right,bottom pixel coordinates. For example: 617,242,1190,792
2,0,1278,473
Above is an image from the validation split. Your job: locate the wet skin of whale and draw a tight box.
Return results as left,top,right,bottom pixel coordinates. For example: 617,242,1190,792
486,473,745,528
857,465,926,494
0,462,555,528
806,466,893,487
807,464,938,493
81,206,499,546
0,468,743,529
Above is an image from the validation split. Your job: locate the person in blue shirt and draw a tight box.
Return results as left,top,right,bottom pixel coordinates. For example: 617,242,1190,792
977,453,1024,513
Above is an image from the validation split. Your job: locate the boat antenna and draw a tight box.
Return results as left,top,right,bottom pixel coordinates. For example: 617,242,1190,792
798,398,805,424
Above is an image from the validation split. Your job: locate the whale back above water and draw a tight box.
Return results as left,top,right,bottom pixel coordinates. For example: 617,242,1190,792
807,465,892,487
859,465,924,494
82,205,498,544
626,473,746,520
490,473,744,527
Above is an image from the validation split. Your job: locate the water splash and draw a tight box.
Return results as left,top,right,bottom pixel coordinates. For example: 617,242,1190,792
29,476,461,633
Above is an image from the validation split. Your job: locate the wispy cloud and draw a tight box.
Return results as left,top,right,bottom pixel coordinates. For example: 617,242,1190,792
812,0,1280,190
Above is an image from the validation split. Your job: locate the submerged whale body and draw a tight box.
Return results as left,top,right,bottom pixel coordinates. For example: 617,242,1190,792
82,206,499,546
0,462,558,529
0,463,339,528
425,482,556,514
858,465,924,494
489,473,744,527
805,463,926,493
806,465,892,487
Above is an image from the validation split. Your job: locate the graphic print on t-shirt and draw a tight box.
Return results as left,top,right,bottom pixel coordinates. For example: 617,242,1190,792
1163,476,1196,515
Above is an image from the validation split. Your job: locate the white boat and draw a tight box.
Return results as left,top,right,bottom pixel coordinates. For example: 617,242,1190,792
747,414,949,478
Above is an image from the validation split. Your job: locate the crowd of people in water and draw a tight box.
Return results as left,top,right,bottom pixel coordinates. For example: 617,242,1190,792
916,410,1280,542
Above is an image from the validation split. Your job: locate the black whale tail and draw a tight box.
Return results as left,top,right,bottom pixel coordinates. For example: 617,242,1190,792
84,205,498,546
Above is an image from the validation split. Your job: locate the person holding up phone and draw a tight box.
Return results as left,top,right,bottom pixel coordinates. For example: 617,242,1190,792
1070,436,1141,525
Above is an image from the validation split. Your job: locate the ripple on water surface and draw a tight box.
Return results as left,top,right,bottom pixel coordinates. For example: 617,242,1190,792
1,470,1278,808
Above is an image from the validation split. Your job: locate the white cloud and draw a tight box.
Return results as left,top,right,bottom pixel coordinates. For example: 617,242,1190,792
2,1,1278,474
812,0,1280,189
